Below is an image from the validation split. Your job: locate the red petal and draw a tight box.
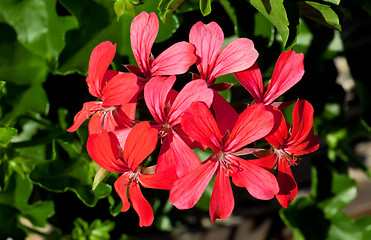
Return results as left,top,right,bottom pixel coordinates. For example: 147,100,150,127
125,64,146,79
181,102,222,152
86,130,128,173
114,102,137,129
225,104,274,153
228,155,279,200
287,100,314,145
139,169,178,190
169,159,218,209
263,50,304,104
67,101,102,132
101,72,139,107
129,182,154,227
130,12,158,78
168,130,201,177
264,107,288,149
124,122,158,170
276,158,297,208
209,166,234,223
251,152,278,170
114,173,131,212
168,80,213,126
88,109,127,134
210,38,258,82
286,129,319,155
209,82,234,92
144,75,176,124
86,41,116,98
212,91,239,136
189,21,224,82
234,62,264,103
87,112,103,135
151,42,196,76
156,132,177,174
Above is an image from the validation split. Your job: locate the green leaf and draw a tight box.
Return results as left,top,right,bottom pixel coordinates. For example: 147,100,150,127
0,24,49,86
0,81,6,98
114,0,136,21
318,172,357,218
176,0,200,13
328,213,371,240
30,140,112,207
280,198,331,240
92,167,109,191
300,1,342,30
0,0,77,65
72,218,115,240
0,127,17,147
158,0,184,22
3,84,49,126
0,204,27,239
248,0,300,49
200,0,212,16
0,172,55,228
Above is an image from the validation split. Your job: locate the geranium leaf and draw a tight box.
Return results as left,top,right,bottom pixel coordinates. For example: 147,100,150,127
0,127,17,147
300,1,341,31
248,0,301,49
0,172,55,228
158,0,184,22
114,0,136,21
0,0,77,67
30,140,112,207
0,24,48,86
200,0,212,16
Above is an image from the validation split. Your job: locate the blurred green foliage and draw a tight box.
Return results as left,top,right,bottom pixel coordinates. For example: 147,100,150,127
0,0,370,239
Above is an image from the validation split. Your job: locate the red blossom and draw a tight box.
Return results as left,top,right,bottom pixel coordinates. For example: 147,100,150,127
170,102,279,222
262,99,319,207
144,75,214,177
126,11,197,83
234,49,305,108
67,41,139,134
87,122,176,226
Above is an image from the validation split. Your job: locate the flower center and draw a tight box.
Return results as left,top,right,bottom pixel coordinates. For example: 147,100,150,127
216,151,231,172
277,149,300,166
127,167,141,184
159,122,171,140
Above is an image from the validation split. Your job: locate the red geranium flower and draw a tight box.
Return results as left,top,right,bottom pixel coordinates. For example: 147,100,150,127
170,102,279,222
87,122,176,226
261,99,319,207
126,12,197,83
67,41,139,134
234,49,304,108
144,75,214,177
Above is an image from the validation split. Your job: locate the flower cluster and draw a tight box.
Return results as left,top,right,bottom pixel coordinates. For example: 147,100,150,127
68,11,319,226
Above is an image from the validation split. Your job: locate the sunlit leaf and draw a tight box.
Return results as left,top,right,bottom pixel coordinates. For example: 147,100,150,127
200,0,212,16
158,0,184,22
0,127,17,147
0,0,77,66
72,218,115,240
114,0,136,21
300,1,342,30
0,24,48,86
248,0,300,49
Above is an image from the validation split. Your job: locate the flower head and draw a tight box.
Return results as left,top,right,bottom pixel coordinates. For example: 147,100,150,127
67,41,139,134
234,49,304,108
170,102,279,222
262,99,319,207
